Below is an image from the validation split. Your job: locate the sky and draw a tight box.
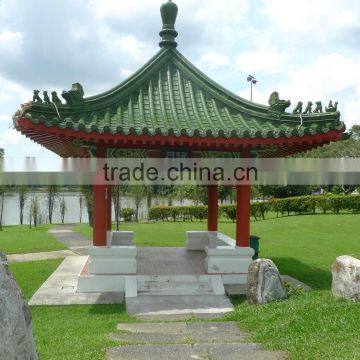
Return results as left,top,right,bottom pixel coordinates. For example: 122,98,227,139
0,0,359,158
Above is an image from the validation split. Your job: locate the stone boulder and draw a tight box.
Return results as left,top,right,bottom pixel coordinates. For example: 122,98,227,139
246,258,287,305
332,255,360,301
0,252,38,359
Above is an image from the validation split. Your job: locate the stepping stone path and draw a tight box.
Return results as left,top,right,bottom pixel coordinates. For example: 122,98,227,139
107,322,287,359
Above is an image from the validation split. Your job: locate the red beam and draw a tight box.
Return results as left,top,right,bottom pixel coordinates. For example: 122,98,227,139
17,117,344,157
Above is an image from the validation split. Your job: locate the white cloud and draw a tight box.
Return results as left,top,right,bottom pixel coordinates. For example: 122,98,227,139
261,0,360,43
118,35,152,63
89,0,250,24
0,31,22,58
237,87,271,105
197,51,229,70
87,0,156,20
194,0,250,23
0,31,22,45
235,48,288,74
0,128,22,146
281,53,360,100
0,114,9,122
343,86,360,129
0,76,29,105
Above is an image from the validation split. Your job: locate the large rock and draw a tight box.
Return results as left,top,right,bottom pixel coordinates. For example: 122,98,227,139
332,255,360,301
0,252,38,359
246,258,287,305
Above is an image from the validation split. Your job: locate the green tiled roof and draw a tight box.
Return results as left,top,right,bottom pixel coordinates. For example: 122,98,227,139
17,47,343,139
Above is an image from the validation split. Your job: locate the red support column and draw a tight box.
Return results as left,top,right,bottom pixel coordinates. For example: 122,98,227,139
93,185,107,246
236,184,251,247
93,144,107,246
106,185,112,231
207,185,218,231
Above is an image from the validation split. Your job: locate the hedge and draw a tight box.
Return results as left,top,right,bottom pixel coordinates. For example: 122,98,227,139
148,205,208,222
148,195,360,222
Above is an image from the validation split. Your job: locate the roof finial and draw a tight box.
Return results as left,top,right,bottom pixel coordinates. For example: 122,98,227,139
159,0,178,48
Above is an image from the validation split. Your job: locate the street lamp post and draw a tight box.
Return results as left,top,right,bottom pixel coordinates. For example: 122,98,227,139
247,75,257,102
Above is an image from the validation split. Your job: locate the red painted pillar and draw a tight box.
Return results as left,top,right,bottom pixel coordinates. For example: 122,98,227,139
236,184,251,247
93,144,107,246
207,185,218,231
93,185,107,246
106,185,112,231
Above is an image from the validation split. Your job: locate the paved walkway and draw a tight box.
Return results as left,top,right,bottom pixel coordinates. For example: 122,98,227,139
7,250,75,263
48,225,91,255
107,321,288,359
28,256,124,305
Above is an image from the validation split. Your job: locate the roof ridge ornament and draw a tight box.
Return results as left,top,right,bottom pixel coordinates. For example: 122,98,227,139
159,0,178,48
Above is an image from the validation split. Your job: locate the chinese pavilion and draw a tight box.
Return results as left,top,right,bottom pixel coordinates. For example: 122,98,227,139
13,1,344,295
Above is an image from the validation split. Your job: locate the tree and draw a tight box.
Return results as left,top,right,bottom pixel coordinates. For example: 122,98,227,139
46,185,58,224
128,186,147,222
301,125,360,158
79,194,83,223
174,186,188,205
81,186,93,227
18,186,27,225
218,186,233,204
112,185,127,230
60,196,66,223
29,196,40,228
0,186,4,231
349,125,360,140
258,185,312,199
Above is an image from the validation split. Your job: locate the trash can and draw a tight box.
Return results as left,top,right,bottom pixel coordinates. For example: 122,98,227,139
250,235,260,260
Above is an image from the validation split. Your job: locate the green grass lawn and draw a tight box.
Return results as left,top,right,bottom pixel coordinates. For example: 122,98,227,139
0,225,67,254
9,260,135,360
7,214,360,359
76,214,359,289
74,214,360,359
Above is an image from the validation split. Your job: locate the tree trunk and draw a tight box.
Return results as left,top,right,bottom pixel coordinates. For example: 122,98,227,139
0,192,4,231
79,195,83,223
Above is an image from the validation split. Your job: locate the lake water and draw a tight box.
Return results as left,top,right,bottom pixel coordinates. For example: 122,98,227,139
0,192,192,226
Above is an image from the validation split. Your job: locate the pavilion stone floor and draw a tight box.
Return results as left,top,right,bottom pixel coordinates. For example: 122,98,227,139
137,247,206,275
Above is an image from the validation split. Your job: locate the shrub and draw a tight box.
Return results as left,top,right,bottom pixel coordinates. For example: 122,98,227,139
221,205,236,222
120,208,135,221
190,205,208,220
251,201,270,220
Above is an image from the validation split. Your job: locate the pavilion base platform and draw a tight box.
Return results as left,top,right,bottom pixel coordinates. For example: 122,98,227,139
76,231,254,300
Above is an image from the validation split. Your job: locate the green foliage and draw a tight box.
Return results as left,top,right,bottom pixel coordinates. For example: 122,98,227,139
258,185,312,198
149,194,360,222
191,205,208,220
221,205,236,222
149,205,208,221
251,201,270,220
330,185,344,195
119,208,135,222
